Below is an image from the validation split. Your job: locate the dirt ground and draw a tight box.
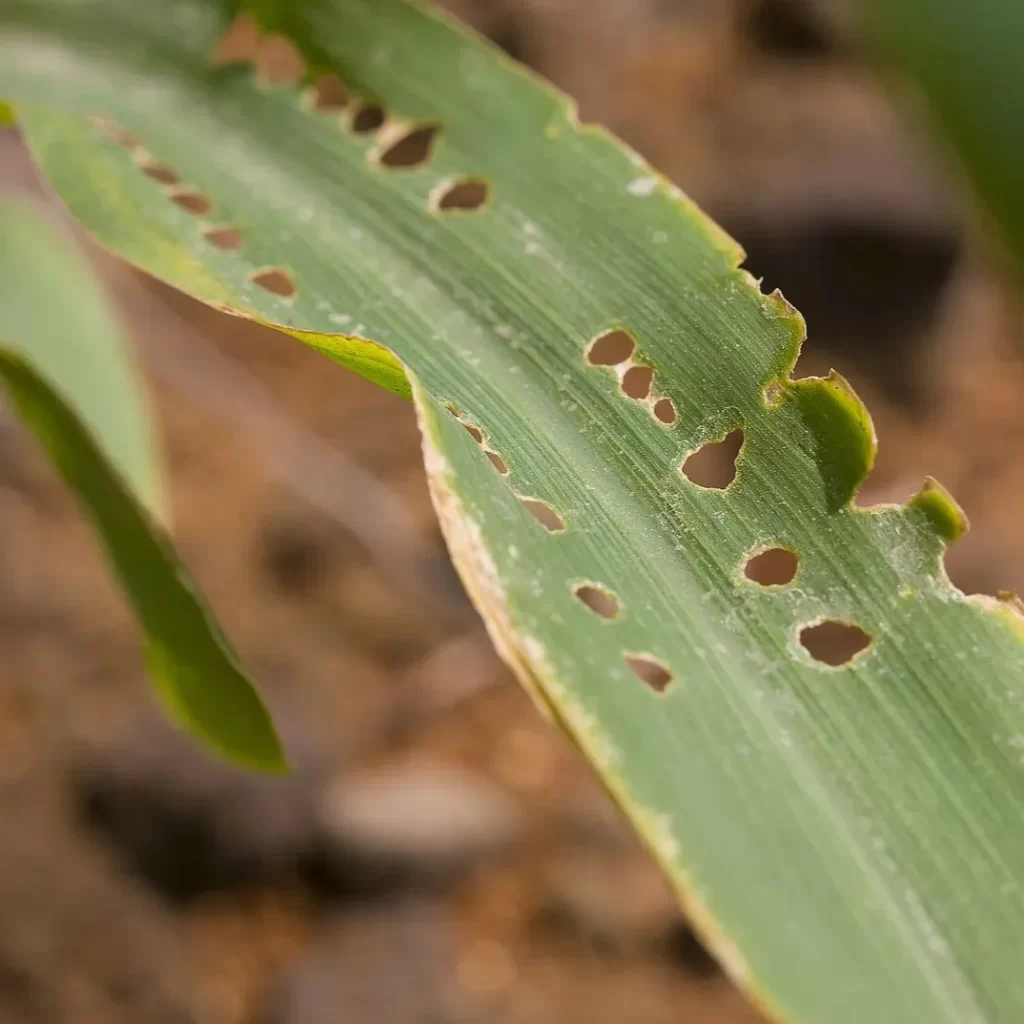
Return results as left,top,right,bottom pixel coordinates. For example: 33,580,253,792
4,1,1024,1022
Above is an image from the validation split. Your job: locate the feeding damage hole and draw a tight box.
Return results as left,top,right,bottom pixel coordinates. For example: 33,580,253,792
681,429,744,490
573,583,621,620
203,226,243,252
587,329,636,367
461,421,508,475
799,620,872,667
211,12,260,66
435,178,490,212
310,73,349,111
626,654,674,694
622,365,654,400
139,161,180,185
653,397,677,426
170,190,212,216
352,103,387,134
380,124,440,168
744,547,799,586
254,34,307,86
91,116,140,151
250,267,297,299
521,498,564,533
485,451,509,475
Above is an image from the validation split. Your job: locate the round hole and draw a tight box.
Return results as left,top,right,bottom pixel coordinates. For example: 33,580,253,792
653,397,677,425
625,654,673,693
799,620,872,667
622,365,654,400
744,547,798,586
587,330,636,367
310,72,349,111
573,583,620,619
352,103,387,134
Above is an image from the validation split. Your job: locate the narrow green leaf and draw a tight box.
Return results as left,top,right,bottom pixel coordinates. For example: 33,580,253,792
2,2,1023,1020
0,201,284,771
864,0,1024,270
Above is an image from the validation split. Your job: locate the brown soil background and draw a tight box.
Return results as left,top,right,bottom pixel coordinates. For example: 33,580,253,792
3,1,1024,1022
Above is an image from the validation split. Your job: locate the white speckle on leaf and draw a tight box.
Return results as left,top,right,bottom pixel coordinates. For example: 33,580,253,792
652,230,668,245
628,176,657,197
495,324,514,339
328,313,352,326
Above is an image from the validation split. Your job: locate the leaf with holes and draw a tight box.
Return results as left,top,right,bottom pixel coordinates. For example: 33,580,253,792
3,1,1024,1020
0,199,283,771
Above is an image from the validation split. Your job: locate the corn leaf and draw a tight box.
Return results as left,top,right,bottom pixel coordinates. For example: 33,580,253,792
2,1,1024,1020
0,200,283,770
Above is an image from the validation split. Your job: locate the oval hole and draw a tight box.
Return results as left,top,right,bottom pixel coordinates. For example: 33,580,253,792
485,450,508,475
587,329,635,367
745,547,798,586
140,162,180,185
437,178,490,212
310,72,349,111
170,190,212,215
380,125,440,168
799,620,872,667
203,226,243,252
462,422,484,444
250,267,297,299
681,429,744,490
211,12,260,66
92,117,139,150
255,34,307,85
653,397,677,425
352,102,387,134
521,499,564,533
622,365,654,400
573,583,620,620
625,655,673,693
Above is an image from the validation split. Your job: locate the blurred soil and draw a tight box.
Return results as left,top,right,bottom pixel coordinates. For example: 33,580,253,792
4,1,1024,1022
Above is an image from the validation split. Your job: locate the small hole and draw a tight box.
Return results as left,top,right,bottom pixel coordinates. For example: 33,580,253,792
352,103,387,134
573,583,620,620
521,499,564,533
310,72,349,111
462,423,484,444
653,397,677,425
170,190,213,215
92,117,139,150
626,655,673,693
380,125,440,168
681,429,744,490
485,450,508,475
622,365,654,400
250,267,297,299
744,547,798,586
203,226,243,251
799,620,872,667
587,330,635,367
255,34,307,86
211,12,261,66
437,178,490,212
140,162,180,185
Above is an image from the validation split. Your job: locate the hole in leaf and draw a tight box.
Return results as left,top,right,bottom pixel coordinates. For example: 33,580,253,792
587,329,635,367
653,397,677,425
681,429,744,490
250,267,297,299
255,33,307,86
92,117,140,150
626,655,673,693
380,125,440,168
140,161,180,185
485,450,508,475
573,583,620,619
436,178,490,212
622,365,654,400
203,226,243,252
310,72,349,111
799,620,872,667
211,12,261,66
352,103,387,134
170,190,213,215
462,422,484,445
744,547,798,586
521,499,564,533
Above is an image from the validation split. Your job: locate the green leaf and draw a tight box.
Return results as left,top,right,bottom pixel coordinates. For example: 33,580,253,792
864,0,1024,271
0,200,284,771
2,1,1023,1019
